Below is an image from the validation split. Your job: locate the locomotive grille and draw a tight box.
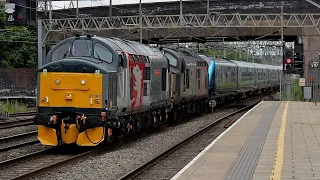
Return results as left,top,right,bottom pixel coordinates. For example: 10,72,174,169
108,73,117,106
143,83,148,96
144,67,150,80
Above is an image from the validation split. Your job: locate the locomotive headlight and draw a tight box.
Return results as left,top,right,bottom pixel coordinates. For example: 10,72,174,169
55,79,60,85
80,79,86,85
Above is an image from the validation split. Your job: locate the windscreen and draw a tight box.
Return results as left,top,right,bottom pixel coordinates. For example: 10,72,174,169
72,40,93,57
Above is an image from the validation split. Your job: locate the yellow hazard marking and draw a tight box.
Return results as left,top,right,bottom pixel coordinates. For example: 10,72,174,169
270,101,289,180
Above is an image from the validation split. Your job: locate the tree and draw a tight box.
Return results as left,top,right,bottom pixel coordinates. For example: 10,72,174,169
0,3,37,68
0,3,5,29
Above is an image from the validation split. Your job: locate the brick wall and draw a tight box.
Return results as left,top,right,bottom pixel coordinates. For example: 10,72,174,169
0,68,37,96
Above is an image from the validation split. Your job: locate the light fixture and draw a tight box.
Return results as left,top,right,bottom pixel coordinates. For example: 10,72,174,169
55,79,60,85
80,79,86,85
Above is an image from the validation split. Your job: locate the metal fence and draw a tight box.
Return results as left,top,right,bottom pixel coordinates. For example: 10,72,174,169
280,62,320,103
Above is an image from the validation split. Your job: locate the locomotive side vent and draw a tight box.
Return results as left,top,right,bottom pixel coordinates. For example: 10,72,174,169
108,73,117,106
143,83,148,96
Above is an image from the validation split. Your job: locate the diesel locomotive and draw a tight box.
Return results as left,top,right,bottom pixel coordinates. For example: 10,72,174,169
33,35,281,146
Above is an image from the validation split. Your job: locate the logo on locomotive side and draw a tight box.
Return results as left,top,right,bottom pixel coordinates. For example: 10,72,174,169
130,64,144,112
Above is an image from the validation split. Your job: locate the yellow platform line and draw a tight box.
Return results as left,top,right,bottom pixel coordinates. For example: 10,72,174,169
270,101,289,180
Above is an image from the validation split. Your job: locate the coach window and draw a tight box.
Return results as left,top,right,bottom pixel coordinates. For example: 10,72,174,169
94,43,113,63
72,40,92,57
164,53,178,66
52,42,71,61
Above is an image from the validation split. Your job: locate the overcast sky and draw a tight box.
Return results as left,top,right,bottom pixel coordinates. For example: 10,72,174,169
52,0,178,9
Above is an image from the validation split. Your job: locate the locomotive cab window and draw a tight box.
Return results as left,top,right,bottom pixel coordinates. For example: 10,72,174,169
72,40,93,57
164,53,178,66
52,42,71,61
94,43,113,63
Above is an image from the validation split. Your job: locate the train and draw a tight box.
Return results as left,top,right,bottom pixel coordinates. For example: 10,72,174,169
33,35,281,146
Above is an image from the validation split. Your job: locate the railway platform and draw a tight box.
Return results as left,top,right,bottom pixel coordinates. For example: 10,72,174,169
171,101,320,180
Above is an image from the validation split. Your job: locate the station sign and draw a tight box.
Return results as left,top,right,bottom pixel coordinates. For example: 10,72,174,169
299,78,305,86
5,2,15,22
311,62,319,68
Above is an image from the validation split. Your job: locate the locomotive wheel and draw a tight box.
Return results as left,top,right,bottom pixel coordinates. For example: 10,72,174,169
160,109,167,125
146,111,154,129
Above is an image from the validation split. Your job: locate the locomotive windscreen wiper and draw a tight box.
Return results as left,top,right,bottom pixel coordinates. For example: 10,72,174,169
95,53,102,60
62,50,69,59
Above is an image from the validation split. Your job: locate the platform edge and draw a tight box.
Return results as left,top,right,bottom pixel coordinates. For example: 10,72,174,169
170,100,265,180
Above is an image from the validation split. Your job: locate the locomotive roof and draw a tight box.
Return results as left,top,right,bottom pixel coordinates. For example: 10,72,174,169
45,35,168,67
98,36,159,56
160,47,206,63
55,36,161,57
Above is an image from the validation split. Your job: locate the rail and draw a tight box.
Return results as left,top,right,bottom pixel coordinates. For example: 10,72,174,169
8,111,36,118
0,147,100,180
119,98,261,180
0,131,39,152
0,119,34,130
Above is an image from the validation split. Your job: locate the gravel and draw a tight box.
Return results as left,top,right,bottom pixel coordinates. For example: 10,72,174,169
30,98,257,180
0,117,40,163
0,133,38,148
0,116,34,123
0,143,50,162
0,124,37,138
131,111,248,179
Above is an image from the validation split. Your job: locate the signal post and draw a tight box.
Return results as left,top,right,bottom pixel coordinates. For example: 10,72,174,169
282,40,305,101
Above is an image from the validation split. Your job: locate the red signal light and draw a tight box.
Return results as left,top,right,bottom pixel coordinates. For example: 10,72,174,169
285,58,292,64
16,14,22,21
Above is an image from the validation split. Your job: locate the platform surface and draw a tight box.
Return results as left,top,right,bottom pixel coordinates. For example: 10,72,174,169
171,101,320,180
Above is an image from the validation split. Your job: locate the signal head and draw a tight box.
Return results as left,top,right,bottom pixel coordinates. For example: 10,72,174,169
285,58,292,64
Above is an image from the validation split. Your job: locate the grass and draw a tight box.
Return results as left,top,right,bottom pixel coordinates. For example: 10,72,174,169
290,78,304,101
0,99,28,114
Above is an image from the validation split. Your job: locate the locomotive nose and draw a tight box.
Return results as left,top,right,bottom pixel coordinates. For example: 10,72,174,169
38,59,104,110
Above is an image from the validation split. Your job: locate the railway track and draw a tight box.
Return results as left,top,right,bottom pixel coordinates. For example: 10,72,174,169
0,118,34,130
0,146,100,180
0,131,38,152
8,111,36,118
0,96,263,179
119,98,261,180
0,111,36,129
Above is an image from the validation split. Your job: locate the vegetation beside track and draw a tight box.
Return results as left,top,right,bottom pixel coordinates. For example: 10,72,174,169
0,99,28,114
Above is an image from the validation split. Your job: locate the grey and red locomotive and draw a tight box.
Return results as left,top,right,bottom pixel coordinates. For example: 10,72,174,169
33,35,280,146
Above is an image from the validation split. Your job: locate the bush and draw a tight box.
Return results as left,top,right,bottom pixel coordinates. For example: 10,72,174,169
1,99,27,113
